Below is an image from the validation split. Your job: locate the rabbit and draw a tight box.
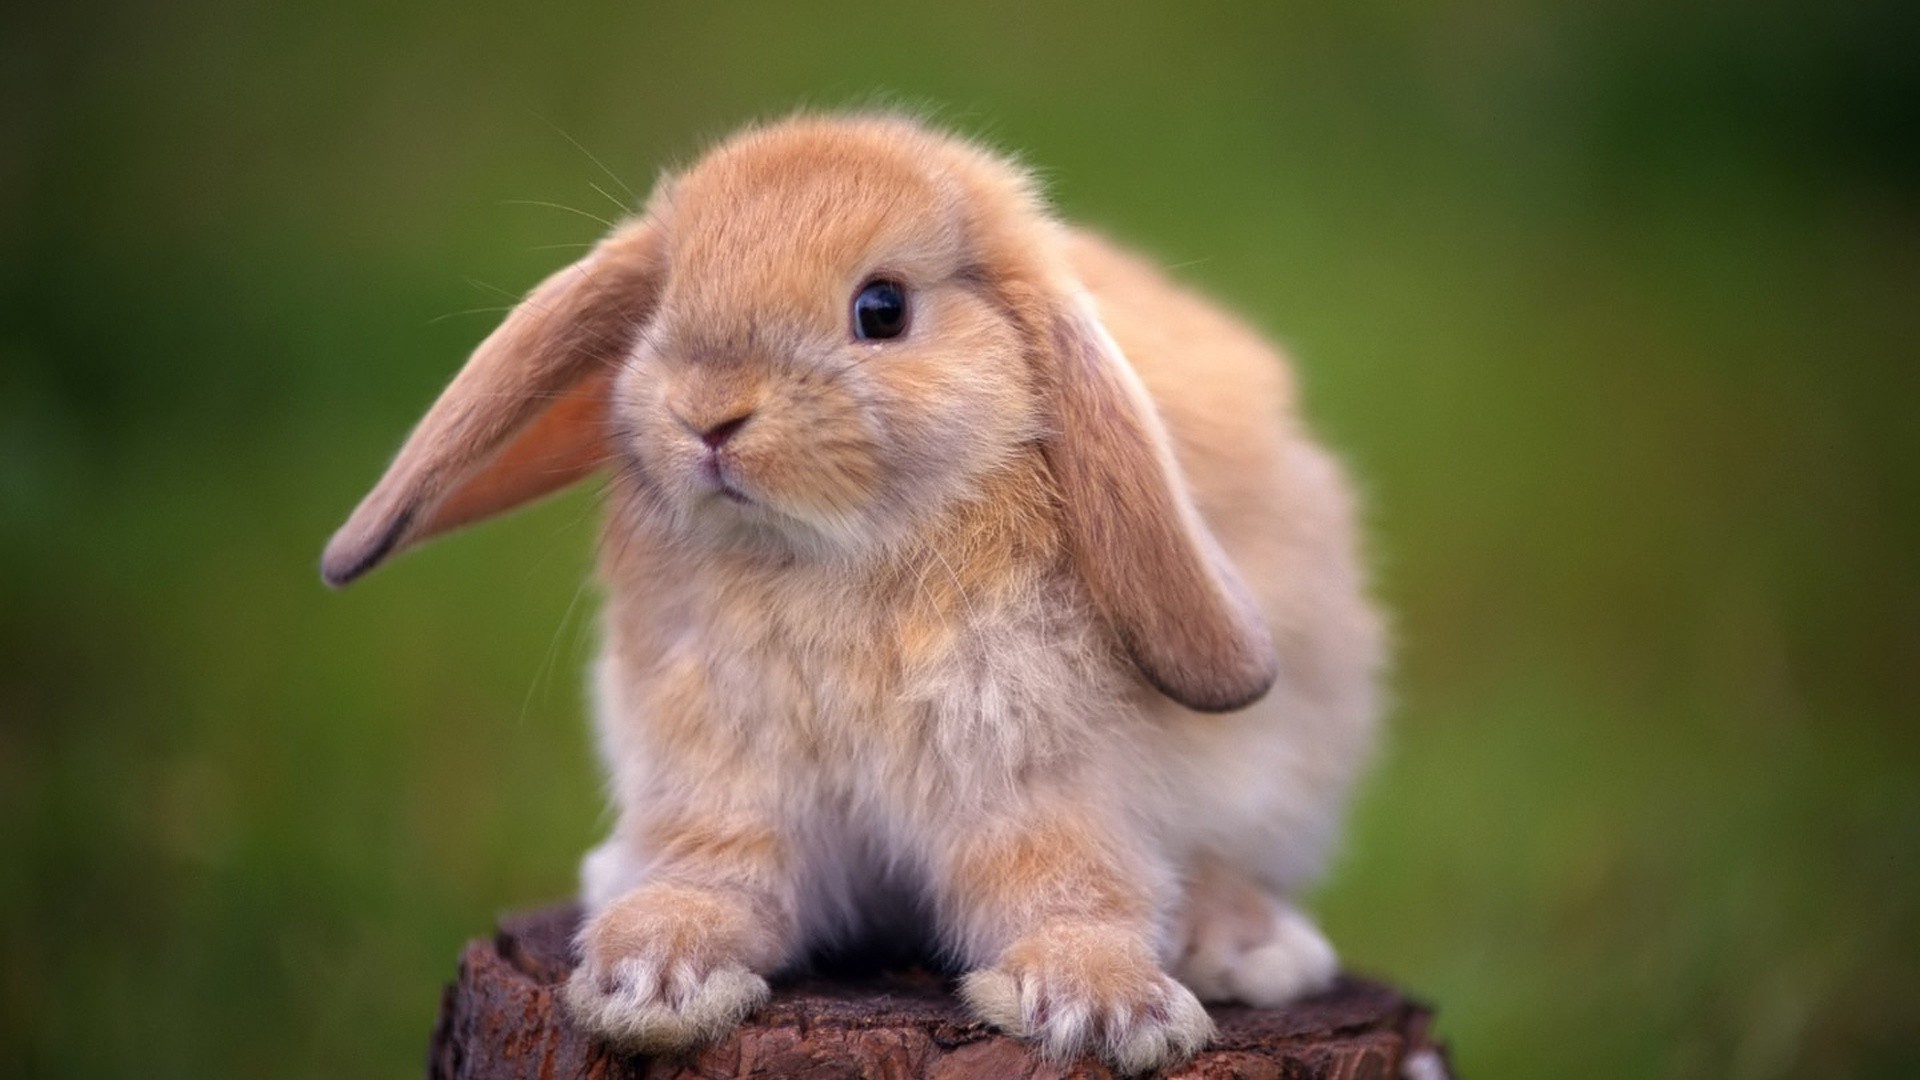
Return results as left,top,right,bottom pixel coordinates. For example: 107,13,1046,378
321,113,1383,1073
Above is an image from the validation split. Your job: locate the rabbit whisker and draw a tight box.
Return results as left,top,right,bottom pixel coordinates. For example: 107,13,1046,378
532,111,642,204
502,198,622,231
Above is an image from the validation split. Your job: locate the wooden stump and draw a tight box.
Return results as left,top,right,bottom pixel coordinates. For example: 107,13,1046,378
429,904,1452,1079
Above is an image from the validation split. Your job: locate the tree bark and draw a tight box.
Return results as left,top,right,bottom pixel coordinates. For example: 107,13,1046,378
428,903,1452,1079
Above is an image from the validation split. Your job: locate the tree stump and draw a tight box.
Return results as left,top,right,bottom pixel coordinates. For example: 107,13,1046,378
429,903,1452,1079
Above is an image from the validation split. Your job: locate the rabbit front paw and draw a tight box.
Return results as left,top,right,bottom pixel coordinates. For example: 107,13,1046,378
960,923,1215,1074
562,883,772,1053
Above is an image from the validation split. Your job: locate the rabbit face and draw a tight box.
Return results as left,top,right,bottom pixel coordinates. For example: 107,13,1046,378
609,137,1042,556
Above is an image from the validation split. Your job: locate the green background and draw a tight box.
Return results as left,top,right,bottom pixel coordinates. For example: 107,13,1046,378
4,1,1915,1075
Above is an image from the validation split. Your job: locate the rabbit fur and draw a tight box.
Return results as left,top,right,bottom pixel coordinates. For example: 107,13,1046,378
322,113,1383,1072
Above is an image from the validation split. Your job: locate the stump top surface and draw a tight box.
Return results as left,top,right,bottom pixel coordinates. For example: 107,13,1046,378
431,903,1450,1080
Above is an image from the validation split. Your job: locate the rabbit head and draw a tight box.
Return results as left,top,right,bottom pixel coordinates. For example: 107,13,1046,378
321,114,1276,712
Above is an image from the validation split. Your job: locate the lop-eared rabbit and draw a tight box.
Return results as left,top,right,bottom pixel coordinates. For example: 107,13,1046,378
324,114,1382,1072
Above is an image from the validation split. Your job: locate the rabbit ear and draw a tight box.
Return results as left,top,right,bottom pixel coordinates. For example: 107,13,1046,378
1041,294,1279,712
321,218,664,587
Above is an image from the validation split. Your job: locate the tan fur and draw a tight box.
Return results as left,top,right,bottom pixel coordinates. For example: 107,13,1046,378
324,113,1384,1072
942,815,1155,937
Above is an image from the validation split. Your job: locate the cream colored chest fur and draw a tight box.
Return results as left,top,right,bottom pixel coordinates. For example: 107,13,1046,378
595,533,1151,831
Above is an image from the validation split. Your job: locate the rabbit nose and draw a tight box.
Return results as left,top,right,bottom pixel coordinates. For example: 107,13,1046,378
698,412,752,448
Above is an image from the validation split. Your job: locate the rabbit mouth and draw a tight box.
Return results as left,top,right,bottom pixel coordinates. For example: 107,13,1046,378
699,454,754,505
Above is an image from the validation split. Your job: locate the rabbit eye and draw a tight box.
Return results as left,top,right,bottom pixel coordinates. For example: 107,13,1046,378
852,279,909,341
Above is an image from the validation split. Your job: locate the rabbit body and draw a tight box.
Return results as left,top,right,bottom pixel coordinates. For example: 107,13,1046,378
323,116,1382,1071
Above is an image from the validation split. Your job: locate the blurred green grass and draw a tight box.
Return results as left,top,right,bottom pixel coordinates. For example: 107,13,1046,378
3,1,1916,1076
